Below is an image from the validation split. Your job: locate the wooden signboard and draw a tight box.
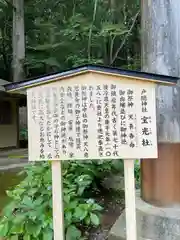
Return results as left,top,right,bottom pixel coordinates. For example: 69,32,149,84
26,73,158,240
27,76,157,161
5,65,177,240
3,64,177,240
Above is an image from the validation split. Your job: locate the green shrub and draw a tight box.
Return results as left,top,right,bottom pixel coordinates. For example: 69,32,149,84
19,128,28,140
134,160,141,189
0,159,123,239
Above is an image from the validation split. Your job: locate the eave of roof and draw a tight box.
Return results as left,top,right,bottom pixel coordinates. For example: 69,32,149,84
4,65,179,92
0,79,11,92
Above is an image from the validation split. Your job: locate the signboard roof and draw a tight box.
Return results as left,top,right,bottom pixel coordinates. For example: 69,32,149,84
4,64,178,92
0,79,10,92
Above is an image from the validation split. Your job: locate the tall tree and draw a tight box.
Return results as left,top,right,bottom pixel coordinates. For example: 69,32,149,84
0,0,140,80
141,0,180,206
12,0,25,82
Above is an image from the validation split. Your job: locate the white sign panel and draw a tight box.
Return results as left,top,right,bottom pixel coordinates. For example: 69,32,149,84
27,75,157,161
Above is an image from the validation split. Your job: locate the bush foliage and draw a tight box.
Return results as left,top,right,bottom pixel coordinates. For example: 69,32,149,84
0,159,124,239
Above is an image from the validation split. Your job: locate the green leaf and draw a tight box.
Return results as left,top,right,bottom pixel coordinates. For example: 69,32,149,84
22,196,33,208
23,234,31,240
43,229,53,240
74,207,88,221
68,200,78,209
79,203,89,210
28,188,38,195
86,199,95,205
43,171,51,183
11,222,24,234
0,222,9,236
112,160,124,171
2,202,16,217
14,213,26,224
90,213,100,226
26,221,42,237
64,194,70,204
28,210,39,220
84,216,90,225
77,186,86,195
65,211,72,225
10,236,19,240
92,203,103,211
66,225,81,240
34,197,44,206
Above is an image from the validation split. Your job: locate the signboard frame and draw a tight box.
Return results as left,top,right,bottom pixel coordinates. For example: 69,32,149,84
27,74,158,162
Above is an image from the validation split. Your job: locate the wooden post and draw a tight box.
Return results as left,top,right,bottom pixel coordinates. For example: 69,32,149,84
141,0,180,206
52,161,64,240
124,159,137,240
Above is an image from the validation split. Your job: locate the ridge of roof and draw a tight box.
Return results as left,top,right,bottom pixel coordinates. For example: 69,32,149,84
4,64,179,92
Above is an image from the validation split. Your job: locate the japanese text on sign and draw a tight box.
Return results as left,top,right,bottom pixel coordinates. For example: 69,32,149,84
27,77,157,161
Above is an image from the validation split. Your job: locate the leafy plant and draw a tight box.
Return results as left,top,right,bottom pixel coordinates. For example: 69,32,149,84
0,159,123,239
19,127,28,140
134,159,140,189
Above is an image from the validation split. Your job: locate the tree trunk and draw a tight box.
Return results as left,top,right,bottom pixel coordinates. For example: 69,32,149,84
141,0,180,206
12,0,25,82
12,0,25,149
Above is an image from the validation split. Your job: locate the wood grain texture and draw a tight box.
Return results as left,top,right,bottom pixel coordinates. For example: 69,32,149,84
141,0,180,206
52,161,65,240
124,160,137,240
141,0,180,142
141,143,180,206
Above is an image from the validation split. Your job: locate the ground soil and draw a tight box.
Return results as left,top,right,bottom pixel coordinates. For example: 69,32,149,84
86,189,125,240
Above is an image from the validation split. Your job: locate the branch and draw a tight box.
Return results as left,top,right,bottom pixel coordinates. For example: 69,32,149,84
72,0,76,16
1,0,15,9
123,0,127,24
110,10,140,65
88,0,98,61
110,35,116,64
